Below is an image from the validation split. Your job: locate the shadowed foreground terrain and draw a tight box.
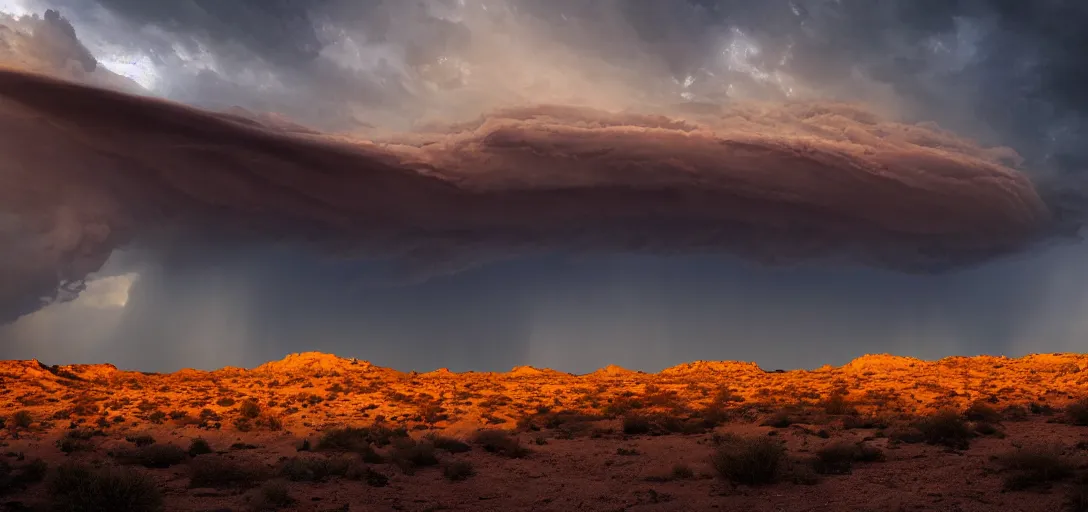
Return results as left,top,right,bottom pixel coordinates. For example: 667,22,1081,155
3,353,1088,511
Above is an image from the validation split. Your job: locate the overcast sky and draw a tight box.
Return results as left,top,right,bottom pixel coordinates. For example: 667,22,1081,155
2,0,1088,372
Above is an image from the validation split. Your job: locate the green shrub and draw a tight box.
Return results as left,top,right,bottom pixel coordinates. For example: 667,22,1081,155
709,435,786,486
48,463,163,512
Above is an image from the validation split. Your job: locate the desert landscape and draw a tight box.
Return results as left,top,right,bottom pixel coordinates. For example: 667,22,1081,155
1,352,1087,511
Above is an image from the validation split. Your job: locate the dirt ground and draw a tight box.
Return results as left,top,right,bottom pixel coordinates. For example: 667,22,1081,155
3,353,1088,511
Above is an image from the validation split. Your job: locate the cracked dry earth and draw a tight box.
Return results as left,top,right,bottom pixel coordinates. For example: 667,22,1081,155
2,352,1088,511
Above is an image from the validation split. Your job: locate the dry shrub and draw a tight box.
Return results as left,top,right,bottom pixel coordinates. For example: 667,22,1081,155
996,445,1073,491
443,460,475,481
709,435,786,486
471,430,530,458
189,455,266,489
48,463,163,512
812,442,885,475
916,410,973,449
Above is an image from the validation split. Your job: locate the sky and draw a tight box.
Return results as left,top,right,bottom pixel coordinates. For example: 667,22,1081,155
1,0,1088,373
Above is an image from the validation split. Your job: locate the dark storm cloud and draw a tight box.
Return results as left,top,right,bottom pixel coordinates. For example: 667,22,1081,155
0,68,1052,323
11,0,1088,158
2,0,1088,328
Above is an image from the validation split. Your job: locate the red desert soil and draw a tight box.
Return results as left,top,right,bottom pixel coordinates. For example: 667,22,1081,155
3,352,1088,511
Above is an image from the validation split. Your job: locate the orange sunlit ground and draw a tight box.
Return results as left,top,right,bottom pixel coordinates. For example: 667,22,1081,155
2,353,1087,511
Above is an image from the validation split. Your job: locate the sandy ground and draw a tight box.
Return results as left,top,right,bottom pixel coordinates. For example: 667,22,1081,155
2,353,1088,511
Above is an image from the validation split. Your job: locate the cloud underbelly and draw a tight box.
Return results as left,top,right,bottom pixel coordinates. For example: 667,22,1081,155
0,69,1052,322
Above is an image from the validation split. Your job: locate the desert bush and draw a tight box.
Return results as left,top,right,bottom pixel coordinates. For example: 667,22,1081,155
842,415,887,430
427,434,471,453
279,456,351,482
188,438,213,457
126,435,156,448
11,410,32,429
216,397,236,407
233,418,253,432
317,425,407,453
622,414,652,435
189,455,265,488
116,444,187,469
710,435,786,486
471,430,530,458
886,425,926,444
344,465,388,487
443,460,475,481
239,400,261,420
916,410,973,449
784,458,821,485
1002,405,1029,422
248,480,294,511
620,413,704,436
1068,475,1088,512
965,402,1002,423
1066,400,1088,426
695,403,732,428
822,394,854,415
57,430,98,454
973,421,1004,438
763,412,795,429
256,415,283,431
0,458,47,496
996,446,1073,490
48,462,163,512
390,440,439,475
673,463,695,479
812,442,885,475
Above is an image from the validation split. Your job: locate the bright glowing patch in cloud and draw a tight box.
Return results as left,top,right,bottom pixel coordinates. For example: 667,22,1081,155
79,273,138,309
97,53,160,90
0,0,30,18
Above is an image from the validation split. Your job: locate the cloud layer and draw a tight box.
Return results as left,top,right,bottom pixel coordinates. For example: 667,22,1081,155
0,67,1053,323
